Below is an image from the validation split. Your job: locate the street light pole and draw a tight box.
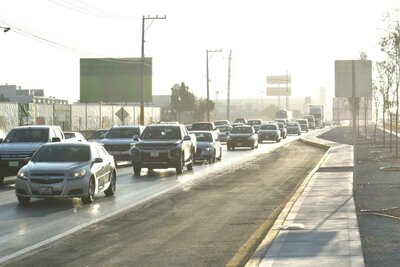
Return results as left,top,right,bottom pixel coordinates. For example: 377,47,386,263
206,49,222,122
140,15,166,126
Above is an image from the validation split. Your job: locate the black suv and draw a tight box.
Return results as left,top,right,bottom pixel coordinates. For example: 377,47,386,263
0,125,65,185
131,124,195,175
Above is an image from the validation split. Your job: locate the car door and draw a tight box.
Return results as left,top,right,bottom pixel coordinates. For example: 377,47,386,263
96,144,113,184
91,144,106,190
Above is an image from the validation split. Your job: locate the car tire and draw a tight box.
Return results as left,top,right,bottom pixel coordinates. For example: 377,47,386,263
176,153,184,174
82,177,95,204
217,148,222,160
17,196,30,205
133,165,141,176
187,151,194,171
104,171,116,197
210,151,216,164
251,143,255,150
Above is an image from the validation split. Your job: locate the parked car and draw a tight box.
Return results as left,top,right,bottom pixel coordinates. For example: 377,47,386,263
297,119,309,132
15,141,116,204
100,125,145,164
227,125,258,150
131,124,195,175
87,129,108,143
216,125,232,142
277,122,287,139
258,123,281,143
286,122,302,135
247,119,263,133
190,130,222,163
214,120,230,126
0,125,65,186
64,131,87,142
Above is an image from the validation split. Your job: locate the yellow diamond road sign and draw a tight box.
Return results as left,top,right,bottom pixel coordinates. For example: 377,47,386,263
116,107,130,121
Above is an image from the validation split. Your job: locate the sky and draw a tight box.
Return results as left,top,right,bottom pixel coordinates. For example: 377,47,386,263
0,0,399,104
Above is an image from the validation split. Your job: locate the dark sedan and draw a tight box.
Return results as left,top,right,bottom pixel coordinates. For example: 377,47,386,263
227,125,258,150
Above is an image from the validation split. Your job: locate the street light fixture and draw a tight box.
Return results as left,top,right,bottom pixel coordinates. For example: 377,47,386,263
0,26,10,33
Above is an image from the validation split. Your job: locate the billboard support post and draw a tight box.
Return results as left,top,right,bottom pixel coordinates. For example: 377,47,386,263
140,15,166,126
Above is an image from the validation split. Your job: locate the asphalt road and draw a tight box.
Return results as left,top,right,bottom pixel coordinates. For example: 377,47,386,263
2,139,326,267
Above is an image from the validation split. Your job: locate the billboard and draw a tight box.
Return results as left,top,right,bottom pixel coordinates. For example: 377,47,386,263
80,58,152,103
267,87,291,96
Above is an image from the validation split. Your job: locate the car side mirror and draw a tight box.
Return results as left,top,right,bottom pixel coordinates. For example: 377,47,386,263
133,135,139,141
183,135,191,141
52,137,61,142
93,158,103,163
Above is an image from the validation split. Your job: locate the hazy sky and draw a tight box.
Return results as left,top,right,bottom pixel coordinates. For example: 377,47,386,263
0,0,399,103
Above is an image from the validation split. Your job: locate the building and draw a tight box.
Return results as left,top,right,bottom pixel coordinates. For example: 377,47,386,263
0,84,68,104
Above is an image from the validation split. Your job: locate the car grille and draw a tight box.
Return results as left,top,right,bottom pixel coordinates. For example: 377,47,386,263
31,178,64,184
141,152,169,161
0,151,34,160
104,144,131,152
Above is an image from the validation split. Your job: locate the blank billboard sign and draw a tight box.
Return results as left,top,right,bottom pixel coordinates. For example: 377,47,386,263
335,60,371,97
80,58,152,102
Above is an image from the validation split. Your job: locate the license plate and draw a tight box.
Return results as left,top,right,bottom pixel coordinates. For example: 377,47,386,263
9,161,19,167
39,187,53,195
150,151,159,157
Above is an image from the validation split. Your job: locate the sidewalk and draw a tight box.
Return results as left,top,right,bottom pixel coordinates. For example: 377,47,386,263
246,131,365,267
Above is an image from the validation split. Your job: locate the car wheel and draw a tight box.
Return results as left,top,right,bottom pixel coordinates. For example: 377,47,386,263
227,145,231,151
82,177,95,204
187,150,194,171
17,196,30,205
176,153,184,174
133,165,141,176
210,151,216,164
104,171,116,197
251,143,255,150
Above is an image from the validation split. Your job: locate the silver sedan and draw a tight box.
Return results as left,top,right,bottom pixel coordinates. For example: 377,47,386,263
15,141,116,205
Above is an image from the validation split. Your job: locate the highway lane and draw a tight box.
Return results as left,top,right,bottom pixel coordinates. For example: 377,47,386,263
0,131,313,263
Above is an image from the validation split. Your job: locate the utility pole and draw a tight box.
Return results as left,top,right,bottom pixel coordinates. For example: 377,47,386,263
286,70,289,109
140,15,166,126
215,90,219,120
206,49,222,122
227,49,232,122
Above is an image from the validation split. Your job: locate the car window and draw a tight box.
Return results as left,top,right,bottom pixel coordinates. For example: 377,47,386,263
260,124,277,130
90,130,107,139
193,132,213,142
32,145,90,162
191,123,213,131
4,128,49,143
64,132,75,139
230,127,252,134
106,128,139,138
141,126,181,140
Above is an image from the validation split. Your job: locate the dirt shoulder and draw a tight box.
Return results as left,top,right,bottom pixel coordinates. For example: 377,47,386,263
319,126,400,267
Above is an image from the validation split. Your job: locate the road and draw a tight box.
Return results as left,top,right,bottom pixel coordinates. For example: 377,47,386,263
0,131,327,266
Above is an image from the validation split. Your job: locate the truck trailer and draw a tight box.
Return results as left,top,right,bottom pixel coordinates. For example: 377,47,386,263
308,105,324,128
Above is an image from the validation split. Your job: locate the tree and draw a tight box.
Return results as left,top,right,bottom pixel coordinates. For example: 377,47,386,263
194,98,215,121
170,82,196,122
376,60,394,147
380,10,400,157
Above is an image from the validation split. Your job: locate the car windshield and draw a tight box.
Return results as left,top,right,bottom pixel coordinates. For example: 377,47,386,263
230,127,252,134
105,128,139,138
260,124,277,130
4,128,49,143
141,126,181,140
90,131,107,139
216,126,231,132
32,145,91,162
248,120,261,125
64,133,75,139
193,132,213,142
191,123,213,131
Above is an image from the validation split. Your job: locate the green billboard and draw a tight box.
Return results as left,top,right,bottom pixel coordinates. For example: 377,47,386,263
80,58,152,103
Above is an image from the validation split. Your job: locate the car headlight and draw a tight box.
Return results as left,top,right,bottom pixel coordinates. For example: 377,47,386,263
17,169,28,180
204,146,212,151
68,169,86,180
